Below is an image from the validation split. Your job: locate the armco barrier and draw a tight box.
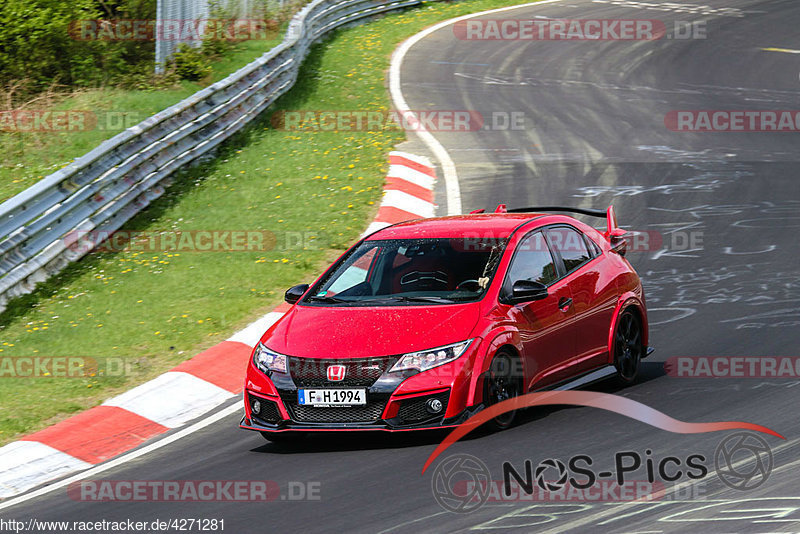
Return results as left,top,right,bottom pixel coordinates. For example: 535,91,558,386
0,0,434,313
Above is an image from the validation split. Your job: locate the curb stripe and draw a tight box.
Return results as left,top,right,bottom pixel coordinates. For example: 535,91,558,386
173,341,253,394
226,311,286,348
375,205,426,225
102,372,234,429
388,151,435,172
385,176,434,203
380,189,435,218
0,442,92,499
371,153,436,228
388,158,435,177
22,406,168,465
387,164,435,190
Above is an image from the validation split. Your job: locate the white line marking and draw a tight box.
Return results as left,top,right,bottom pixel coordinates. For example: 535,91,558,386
388,0,564,215
0,402,243,511
761,47,800,54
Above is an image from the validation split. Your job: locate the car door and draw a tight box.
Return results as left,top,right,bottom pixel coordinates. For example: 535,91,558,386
545,226,617,372
500,230,576,390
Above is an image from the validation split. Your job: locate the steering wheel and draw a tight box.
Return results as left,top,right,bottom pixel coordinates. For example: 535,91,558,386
456,279,481,292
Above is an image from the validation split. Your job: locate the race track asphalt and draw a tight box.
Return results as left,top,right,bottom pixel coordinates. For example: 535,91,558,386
2,0,799,532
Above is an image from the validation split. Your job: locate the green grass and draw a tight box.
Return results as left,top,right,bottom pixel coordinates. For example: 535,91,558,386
0,0,539,445
0,37,284,203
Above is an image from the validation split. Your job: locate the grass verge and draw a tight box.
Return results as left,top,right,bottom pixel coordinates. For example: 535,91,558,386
0,38,285,203
0,0,539,445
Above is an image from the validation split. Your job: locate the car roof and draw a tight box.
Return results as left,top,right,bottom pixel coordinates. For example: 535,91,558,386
365,213,553,240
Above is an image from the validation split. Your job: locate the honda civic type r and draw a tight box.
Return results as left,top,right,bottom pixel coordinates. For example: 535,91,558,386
240,205,652,441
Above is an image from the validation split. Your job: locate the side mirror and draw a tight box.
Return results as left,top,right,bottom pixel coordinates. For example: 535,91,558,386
507,280,548,304
285,284,310,304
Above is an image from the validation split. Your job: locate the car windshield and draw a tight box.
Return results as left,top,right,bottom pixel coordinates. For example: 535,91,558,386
303,237,506,305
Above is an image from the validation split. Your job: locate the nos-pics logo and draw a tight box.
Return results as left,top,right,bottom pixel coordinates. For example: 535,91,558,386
431,431,774,513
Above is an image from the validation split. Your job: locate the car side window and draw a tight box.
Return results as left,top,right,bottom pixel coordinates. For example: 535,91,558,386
546,226,591,274
585,235,601,257
505,231,558,286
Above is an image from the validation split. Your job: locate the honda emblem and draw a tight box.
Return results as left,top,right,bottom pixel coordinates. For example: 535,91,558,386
327,365,346,381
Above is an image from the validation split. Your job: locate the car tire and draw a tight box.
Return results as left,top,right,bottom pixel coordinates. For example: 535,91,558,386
613,309,643,384
485,350,522,430
260,431,305,443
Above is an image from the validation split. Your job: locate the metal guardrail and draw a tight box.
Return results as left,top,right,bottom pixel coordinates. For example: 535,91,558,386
0,0,428,313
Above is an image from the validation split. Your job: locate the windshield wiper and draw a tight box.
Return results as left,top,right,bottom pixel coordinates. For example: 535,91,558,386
370,295,457,304
306,295,352,304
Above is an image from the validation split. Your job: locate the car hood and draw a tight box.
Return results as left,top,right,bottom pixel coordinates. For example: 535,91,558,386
261,302,482,359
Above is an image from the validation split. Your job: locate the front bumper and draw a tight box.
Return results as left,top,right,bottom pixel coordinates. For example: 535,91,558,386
240,353,478,433
240,388,480,433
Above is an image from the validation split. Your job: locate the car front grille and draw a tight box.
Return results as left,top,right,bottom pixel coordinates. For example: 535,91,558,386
289,356,397,388
284,401,387,423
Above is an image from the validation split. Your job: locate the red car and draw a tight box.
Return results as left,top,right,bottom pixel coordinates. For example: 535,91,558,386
240,205,651,441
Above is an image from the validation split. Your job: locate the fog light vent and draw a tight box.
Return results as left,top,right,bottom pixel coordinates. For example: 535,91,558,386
426,398,443,414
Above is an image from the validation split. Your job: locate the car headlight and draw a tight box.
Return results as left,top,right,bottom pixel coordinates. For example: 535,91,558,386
390,339,474,373
253,343,287,374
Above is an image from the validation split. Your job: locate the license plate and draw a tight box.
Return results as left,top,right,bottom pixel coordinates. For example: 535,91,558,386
298,389,367,406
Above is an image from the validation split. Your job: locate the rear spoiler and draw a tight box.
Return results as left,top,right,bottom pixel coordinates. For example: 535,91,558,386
471,205,628,255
